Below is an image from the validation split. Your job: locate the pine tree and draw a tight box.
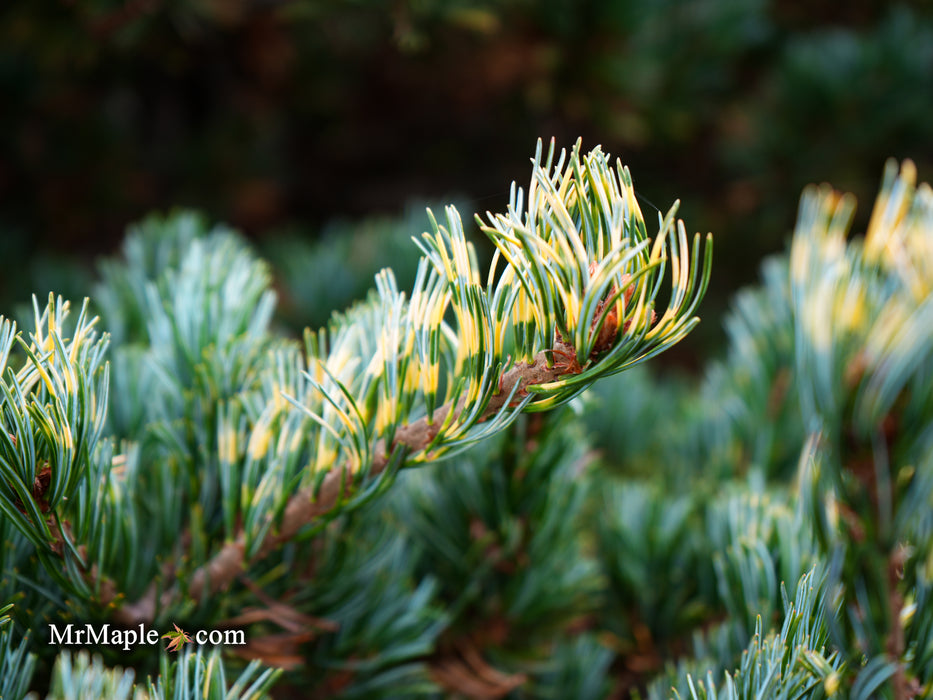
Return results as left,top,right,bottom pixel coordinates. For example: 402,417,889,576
0,139,712,697
1,138,931,699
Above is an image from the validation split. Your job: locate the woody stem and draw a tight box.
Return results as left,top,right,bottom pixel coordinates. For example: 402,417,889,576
111,348,568,625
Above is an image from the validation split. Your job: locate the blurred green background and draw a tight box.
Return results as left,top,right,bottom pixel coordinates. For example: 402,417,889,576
2,0,932,366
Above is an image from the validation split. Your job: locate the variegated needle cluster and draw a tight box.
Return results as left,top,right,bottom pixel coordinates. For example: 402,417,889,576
0,140,713,623
295,138,712,476
115,139,712,617
790,159,933,437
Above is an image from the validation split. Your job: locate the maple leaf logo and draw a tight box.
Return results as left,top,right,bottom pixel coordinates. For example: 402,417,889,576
162,623,191,652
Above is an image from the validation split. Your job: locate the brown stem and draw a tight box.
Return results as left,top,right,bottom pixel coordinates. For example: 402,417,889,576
887,544,909,699
112,348,569,625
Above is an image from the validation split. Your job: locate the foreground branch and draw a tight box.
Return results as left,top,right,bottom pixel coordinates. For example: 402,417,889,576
113,348,569,625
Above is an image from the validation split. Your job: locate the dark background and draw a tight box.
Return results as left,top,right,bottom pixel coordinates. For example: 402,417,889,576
2,0,932,366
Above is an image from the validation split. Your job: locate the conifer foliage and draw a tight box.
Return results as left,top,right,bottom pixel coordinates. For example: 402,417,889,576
1,139,932,700
0,139,711,697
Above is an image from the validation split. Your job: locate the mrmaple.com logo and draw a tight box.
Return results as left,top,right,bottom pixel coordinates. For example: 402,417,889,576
48,622,245,652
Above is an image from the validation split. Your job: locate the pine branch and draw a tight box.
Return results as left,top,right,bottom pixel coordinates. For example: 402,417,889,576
103,139,712,626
